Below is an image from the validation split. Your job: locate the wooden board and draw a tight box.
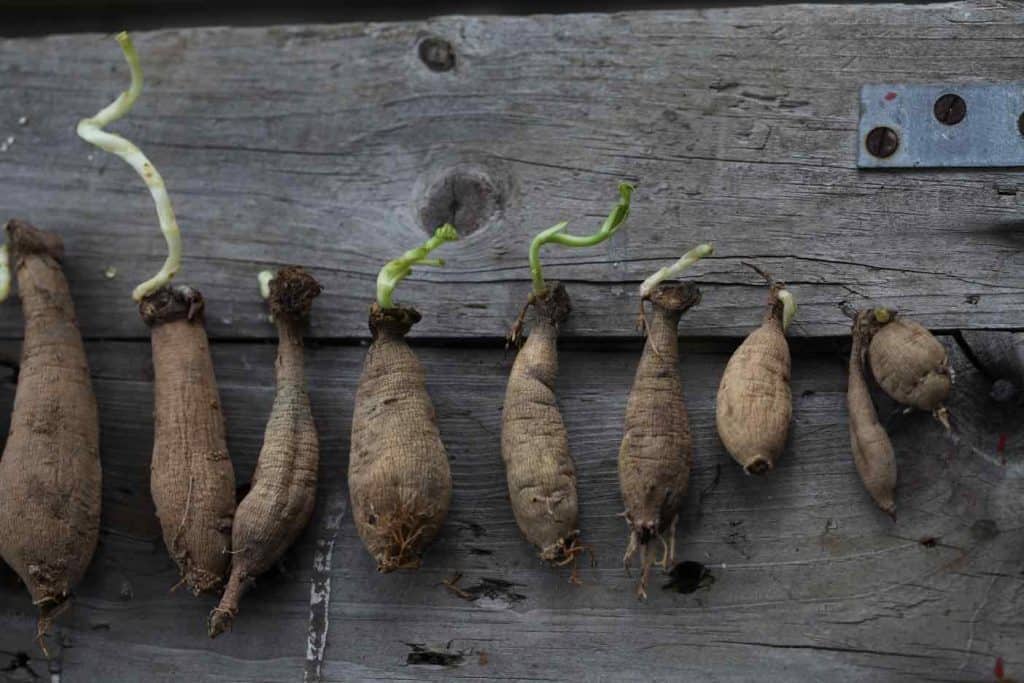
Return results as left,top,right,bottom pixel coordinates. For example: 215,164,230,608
0,335,1020,682
1,1,1023,341
0,2,1022,681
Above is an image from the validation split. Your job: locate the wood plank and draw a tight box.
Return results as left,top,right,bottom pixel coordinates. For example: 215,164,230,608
0,335,1020,680
1,1,1022,340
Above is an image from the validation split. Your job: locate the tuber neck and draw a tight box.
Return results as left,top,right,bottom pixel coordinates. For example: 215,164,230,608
274,318,306,383
368,303,421,340
6,219,64,263
762,284,785,327
532,281,572,327
139,285,205,326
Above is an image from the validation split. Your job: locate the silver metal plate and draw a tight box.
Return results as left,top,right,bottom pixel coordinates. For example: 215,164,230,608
857,83,1024,168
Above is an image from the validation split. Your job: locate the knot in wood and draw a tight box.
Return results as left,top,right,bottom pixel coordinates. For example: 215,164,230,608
419,167,500,237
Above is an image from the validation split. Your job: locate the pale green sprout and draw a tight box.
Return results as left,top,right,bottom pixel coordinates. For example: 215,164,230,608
779,289,797,331
258,270,274,300
639,243,713,298
0,243,9,303
529,182,633,296
76,31,182,302
376,224,458,309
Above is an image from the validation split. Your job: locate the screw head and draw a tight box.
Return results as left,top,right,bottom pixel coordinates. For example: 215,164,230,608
418,37,456,72
866,126,899,158
934,93,966,125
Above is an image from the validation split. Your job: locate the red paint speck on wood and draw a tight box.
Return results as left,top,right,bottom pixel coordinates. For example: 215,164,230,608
994,656,1005,680
884,92,898,101
997,433,1007,464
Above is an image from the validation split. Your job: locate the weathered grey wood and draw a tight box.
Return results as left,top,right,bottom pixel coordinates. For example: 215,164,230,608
0,336,1019,681
1,1,1022,340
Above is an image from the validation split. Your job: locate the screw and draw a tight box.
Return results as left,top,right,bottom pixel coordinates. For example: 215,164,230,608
933,93,966,125
865,126,899,158
418,37,455,72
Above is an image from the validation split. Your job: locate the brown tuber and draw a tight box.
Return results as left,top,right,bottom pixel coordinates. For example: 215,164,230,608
0,220,101,643
502,283,581,563
715,265,796,475
501,184,632,571
619,244,710,598
847,310,898,516
868,314,952,427
77,30,236,595
209,267,322,637
142,286,237,593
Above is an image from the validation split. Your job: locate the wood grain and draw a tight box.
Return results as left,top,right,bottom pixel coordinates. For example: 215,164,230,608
0,335,1020,681
0,1,1022,340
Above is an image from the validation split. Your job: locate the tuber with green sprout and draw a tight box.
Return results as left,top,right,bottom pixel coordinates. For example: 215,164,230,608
848,309,898,516
0,220,101,647
209,267,322,637
501,183,632,571
619,243,711,599
78,32,235,594
349,225,458,571
715,265,797,474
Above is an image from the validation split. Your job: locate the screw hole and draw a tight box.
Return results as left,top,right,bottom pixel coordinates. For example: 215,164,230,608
418,37,456,72
933,93,966,125
1018,112,1024,137
866,126,899,158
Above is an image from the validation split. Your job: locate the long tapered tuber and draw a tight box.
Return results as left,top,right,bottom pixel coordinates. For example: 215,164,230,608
0,220,101,645
209,267,322,637
142,287,236,593
503,185,632,569
350,227,458,571
80,32,236,593
619,244,709,599
848,310,897,516
715,266,796,474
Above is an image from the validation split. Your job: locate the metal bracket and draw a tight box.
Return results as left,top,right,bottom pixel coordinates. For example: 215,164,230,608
857,83,1024,168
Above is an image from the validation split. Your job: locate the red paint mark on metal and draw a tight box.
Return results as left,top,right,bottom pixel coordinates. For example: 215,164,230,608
884,92,898,101
997,433,1007,464
994,656,1005,680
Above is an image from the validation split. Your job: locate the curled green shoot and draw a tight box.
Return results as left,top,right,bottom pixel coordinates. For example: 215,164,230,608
257,270,274,300
76,31,183,302
529,182,633,296
778,289,797,331
0,243,9,303
639,243,713,298
376,224,458,309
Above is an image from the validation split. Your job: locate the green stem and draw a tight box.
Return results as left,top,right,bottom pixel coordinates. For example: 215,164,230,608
529,182,633,296
639,243,713,297
257,270,274,300
376,224,459,308
778,289,797,331
76,31,183,302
